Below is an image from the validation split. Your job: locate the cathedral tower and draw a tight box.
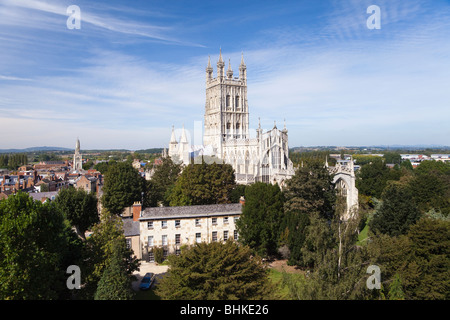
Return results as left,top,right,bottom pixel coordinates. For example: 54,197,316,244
203,50,249,157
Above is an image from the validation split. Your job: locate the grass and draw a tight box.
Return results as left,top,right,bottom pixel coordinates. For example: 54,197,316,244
357,216,371,246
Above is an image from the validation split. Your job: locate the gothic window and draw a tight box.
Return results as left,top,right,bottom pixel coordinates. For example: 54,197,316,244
226,95,231,109
262,152,270,183
272,147,281,169
235,96,240,110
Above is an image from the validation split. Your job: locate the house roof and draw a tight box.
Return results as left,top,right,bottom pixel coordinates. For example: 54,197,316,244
140,203,243,221
29,191,59,201
123,217,140,236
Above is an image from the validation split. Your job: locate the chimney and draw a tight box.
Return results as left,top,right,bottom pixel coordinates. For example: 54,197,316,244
132,201,142,221
239,196,245,206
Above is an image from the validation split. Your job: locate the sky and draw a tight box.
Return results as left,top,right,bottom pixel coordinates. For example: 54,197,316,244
0,0,449,150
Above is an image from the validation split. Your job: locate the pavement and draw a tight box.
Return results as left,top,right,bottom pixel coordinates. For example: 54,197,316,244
131,261,169,291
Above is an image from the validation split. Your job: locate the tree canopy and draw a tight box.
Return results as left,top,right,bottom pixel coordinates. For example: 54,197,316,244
236,182,284,257
0,192,83,299
156,241,275,300
54,187,99,240
101,161,145,215
167,162,236,206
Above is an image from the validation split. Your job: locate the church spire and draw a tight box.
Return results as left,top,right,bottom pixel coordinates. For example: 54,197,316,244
217,48,225,80
218,47,224,63
239,51,247,81
240,51,245,67
227,59,233,78
170,125,177,144
180,124,188,144
206,55,213,81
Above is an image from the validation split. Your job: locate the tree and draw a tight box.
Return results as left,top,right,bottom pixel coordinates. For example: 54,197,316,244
94,239,135,300
156,241,275,300
80,210,140,299
146,157,181,206
388,274,405,300
367,217,450,300
356,158,391,199
236,182,284,257
54,187,99,240
102,161,145,215
282,161,336,266
282,204,369,300
0,192,83,299
167,162,236,206
409,160,450,216
370,182,421,236
283,161,336,219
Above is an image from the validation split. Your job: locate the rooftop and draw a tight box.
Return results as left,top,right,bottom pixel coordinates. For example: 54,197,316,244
140,203,243,221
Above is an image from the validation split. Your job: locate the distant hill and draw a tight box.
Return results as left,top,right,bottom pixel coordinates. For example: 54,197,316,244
0,146,73,154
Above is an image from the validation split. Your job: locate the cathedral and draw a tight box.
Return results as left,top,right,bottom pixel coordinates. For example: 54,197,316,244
168,50,295,186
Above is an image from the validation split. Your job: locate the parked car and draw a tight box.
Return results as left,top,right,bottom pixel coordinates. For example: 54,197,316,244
139,273,154,290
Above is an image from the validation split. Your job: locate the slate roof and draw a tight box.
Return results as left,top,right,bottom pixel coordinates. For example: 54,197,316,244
29,191,59,201
122,217,140,237
140,203,242,221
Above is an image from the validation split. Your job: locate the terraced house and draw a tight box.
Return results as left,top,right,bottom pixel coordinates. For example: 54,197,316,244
130,202,243,262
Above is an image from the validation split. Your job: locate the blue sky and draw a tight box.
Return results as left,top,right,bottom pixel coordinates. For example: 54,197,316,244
1,0,449,150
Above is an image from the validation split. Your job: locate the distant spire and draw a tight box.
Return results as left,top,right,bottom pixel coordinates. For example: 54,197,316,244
207,55,212,70
273,120,277,129
180,124,188,144
240,52,245,66
170,125,177,144
75,137,80,151
218,47,224,64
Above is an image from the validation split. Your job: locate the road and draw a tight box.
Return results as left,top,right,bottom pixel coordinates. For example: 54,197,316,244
132,261,169,291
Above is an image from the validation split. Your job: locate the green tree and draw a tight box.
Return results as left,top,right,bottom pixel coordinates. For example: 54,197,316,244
0,192,83,299
356,158,391,199
102,161,144,215
388,274,405,300
146,157,181,207
156,241,275,300
80,210,140,299
94,239,135,300
282,161,336,266
236,182,284,257
167,162,236,206
409,160,450,216
54,187,99,240
367,217,450,300
370,182,421,236
82,160,94,170
282,203,369,300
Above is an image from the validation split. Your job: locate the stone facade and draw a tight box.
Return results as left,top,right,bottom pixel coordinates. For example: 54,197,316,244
327,156,359,220
137,203,242,261
168,50,295,186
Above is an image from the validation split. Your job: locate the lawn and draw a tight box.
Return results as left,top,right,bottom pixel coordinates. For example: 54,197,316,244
357,219,370,246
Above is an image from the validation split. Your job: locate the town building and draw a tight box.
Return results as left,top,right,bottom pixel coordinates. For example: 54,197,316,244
127,202,243,262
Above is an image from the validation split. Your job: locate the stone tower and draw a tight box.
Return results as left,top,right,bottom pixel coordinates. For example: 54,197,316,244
203,49,249,158
73,137,82,172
